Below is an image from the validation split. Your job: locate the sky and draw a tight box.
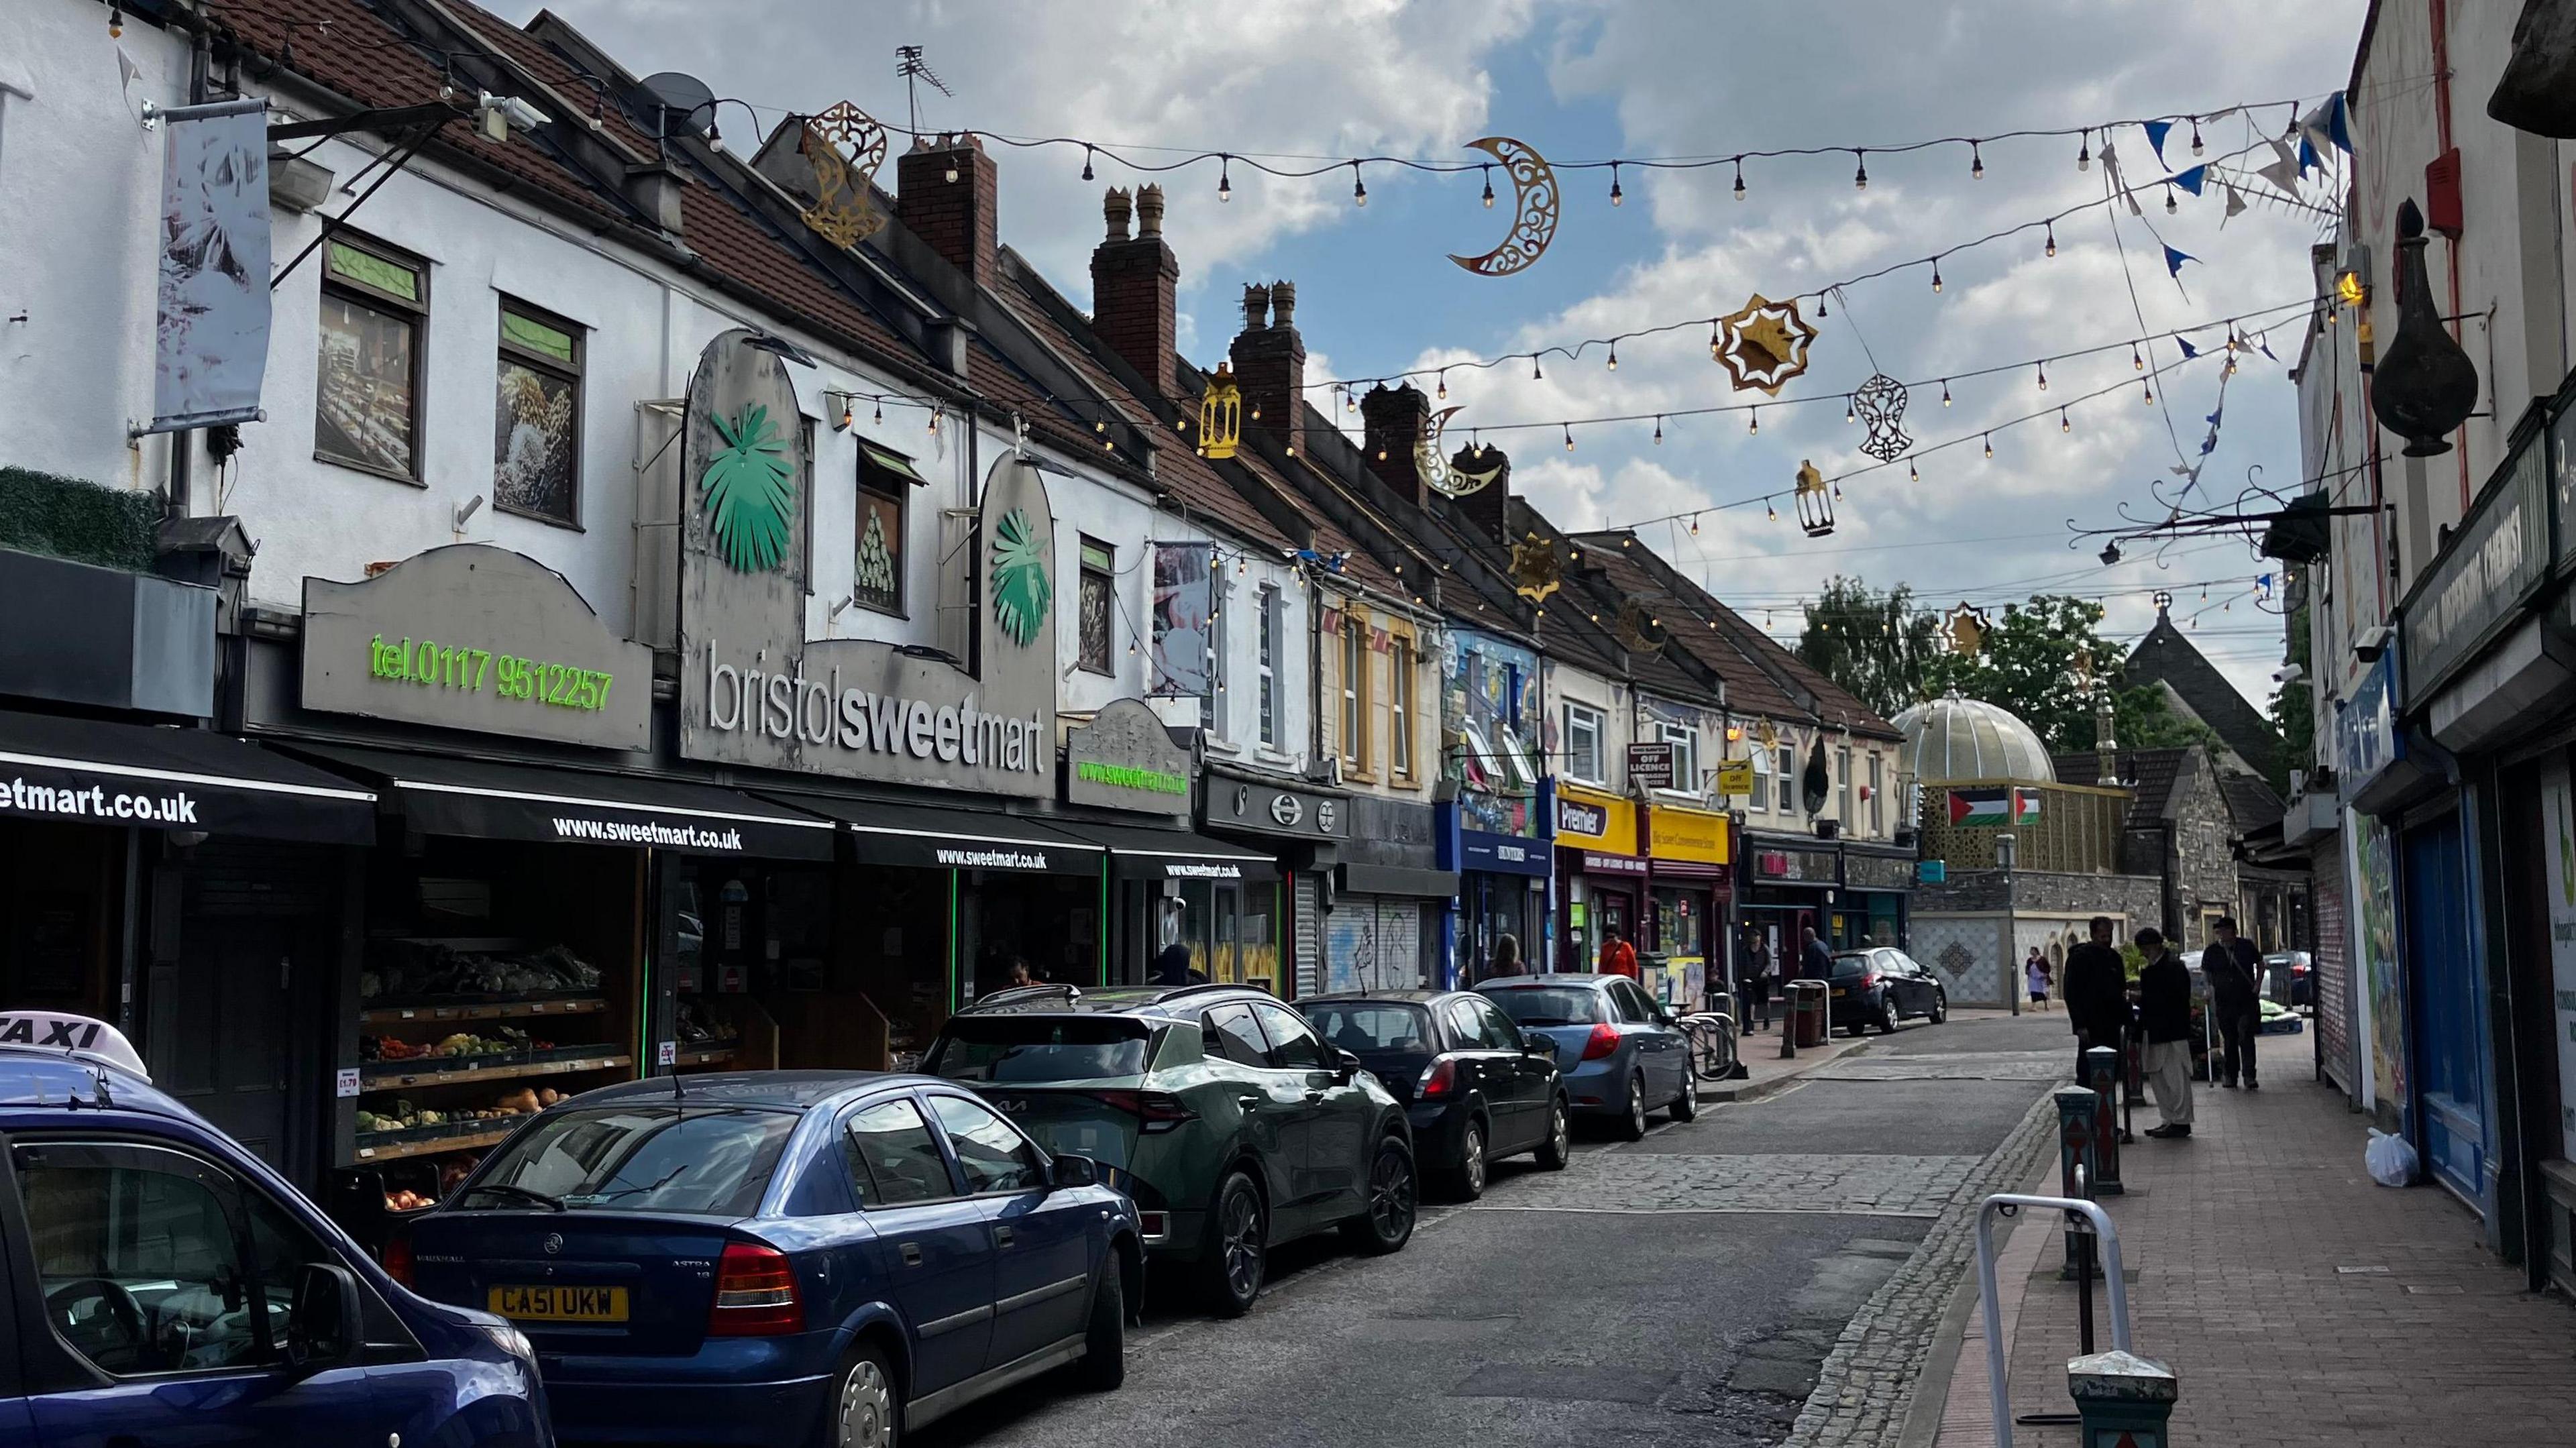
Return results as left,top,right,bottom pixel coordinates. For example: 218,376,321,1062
524,0,2371,714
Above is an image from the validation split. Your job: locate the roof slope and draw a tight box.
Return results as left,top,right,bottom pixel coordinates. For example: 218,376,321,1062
2125,612,2282,782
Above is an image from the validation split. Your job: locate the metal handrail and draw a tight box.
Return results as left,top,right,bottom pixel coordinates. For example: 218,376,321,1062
1974,1192,2131,1448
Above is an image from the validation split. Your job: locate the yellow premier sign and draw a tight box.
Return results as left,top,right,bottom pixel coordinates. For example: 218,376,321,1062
1554,783,1637,851
1713,757,1757,798
1647,803,1731,866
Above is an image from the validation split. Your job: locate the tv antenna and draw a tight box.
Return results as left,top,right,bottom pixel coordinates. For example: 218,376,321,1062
896,45,951,137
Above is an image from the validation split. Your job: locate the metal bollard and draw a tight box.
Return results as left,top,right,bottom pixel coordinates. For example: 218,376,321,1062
2083,1046,2123,1194
2053,1087,2100,1277
2067,1349,2178,1447
1974,1194,2132,1448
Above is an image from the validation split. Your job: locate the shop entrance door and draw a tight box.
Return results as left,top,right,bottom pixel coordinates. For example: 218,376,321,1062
156,913,319,1175
1593,891,1632,972
2404,811,2489,1209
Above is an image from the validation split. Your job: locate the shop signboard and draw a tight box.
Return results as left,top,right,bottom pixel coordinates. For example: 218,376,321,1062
1203,776,1348,840
1754,846,1838,883
1626,742,1676,791
1064,698,1193,815
1647,804,1729,866
1457,829,1549,876
1844,852,1917,891
1553,784,1638,854
678,330,1056,797
2338,651,2401,795
302,545,653,750
1713,757,1756,799
2402,429,2548,706
2555,388,2576,571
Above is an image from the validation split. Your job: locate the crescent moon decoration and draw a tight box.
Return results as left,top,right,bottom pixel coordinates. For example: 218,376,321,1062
1713,293,1819,394
1613,597,1666,653
1851,373,1912,463
1415,406,1468,495
1448,137,1560,278
1509,533,1562,602
798,102,891,249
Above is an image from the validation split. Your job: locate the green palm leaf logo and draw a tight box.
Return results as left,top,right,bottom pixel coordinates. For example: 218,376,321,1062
700,403,796,573
989,508,1052,647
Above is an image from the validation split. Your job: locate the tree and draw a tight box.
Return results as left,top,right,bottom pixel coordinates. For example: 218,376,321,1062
1793,577,1946,719
1919,595,2219,757
2270,594,2313,790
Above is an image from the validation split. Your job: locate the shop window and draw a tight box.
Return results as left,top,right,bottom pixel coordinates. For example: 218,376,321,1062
1775,742,1796,814
1660,722,1699,795
492,298,583,526
845,1097,954,1205
1838,745,1854,828
1077,537,1115,675
928,1095,1045,1194
1256,583,1280,748
1869,752,1884,834
315,233,427,480
853,443,922,616
1390,634,1415,779
1563,702,1605,784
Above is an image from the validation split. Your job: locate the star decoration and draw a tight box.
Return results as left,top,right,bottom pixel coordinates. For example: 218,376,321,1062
1945,604,1986,655
1714,294,1818,394
1509,533,1561,602
1852,373,1912,463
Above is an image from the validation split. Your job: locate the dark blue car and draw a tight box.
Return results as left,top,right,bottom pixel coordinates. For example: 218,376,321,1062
0,1011,550,1448
400,1071,1140,1447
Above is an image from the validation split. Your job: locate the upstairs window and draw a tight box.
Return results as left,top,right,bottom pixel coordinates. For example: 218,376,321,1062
1256,584,1281,748
315,235,427,480
1775,742,1796,814
1077,537,1115,674
1660,722,1699,795
493,300,584,526
853,443,923,617
1390,634,1415,779
1562,702,1605,785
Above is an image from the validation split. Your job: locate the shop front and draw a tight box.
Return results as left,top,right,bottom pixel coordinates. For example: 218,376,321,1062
1644,801,1732,1010
1326,795,1452,994
1199,767,1352,999
1741,834,1843,980
1442,797,1552,985
1841,847,1917,948
1552,783,1647,972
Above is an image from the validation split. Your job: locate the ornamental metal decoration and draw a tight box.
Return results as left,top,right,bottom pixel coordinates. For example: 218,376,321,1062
1448,136,1560,277
1416,404,1475,495
1852,372,1911,462
1614,596,1666,653
987,507,1053,647
1792,459,1835,538
1713,293,1817,394
1198,362,1242,460
797,103,891,249
1945,603,1988,655
700,404,796,573
1509,532,1561,602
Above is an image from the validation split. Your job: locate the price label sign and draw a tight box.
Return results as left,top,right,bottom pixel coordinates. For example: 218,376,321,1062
335,1067,362,1099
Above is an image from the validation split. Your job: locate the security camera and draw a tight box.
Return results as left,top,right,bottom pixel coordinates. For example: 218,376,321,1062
2273,663,2306,685
476,92,552,137
2353,624,2392,663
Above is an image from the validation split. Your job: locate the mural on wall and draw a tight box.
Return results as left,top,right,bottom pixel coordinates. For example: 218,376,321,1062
1326,898,1424,993
1444,631,1541,835
2350,812,2408,1123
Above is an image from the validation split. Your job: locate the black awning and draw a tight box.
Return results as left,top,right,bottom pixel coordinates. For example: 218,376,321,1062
287,744,838,860
1050,819,1280,883
765,793,1102,876
1337,862,1460,900
0,709,376,844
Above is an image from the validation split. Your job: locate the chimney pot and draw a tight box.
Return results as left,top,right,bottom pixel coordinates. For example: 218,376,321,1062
1360,384,1434,506
1091,185,1179,394
1136,183,1165,237
1242,283,1271,331
1270,280,1297,327
896,133,999,288
1232,279,1304,457
1104,186,1132,239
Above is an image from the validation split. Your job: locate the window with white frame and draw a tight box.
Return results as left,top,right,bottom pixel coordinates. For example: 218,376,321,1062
1203,580,1230,736
1256,584,1280,748
1340,611,1368,771
1661,722,1699,795
1746,746,1770,811
1775,742,1796,814
1390,633,1415,778
1869,752,1884,834
1837,745,1854,828
1563,702,1605,785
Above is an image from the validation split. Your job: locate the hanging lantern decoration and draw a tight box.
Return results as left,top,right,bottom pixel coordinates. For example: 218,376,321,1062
796,102,892,249
1198,362,1242,459
2371,198,2480,456
1851,372,1912,463
1509,532,1562,602
1713,293,1819,394
1792,459,1835,537
1945,603,1987,655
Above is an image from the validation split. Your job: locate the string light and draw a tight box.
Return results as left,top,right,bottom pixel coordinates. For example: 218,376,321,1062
1983,433,1994,459
1688,513,1701,535
2076,129,2091,172
1607,345,1619,372
1653,416,1664,445
1853,150,1869,190
1748,406,1760,435
2190,118,2205,156
1930,260,1943,294
1710,322,1725,359
1532,357,1544,381
2035,361,2048,392
2132,343,2145,371
1481,164,1495,209
1845,396,1858,424
1218,154,1232,202
2142,378,2154,404
1609,162,1624,207
1909,458,1920,482
1563,423,1575,452
1970,141,1984,180
1351,162,1367,207
2164,182,2178,215
2059,406,2072,433
1767,499,1778,521
1436,371,1448,400
1732,158,1746,201
108,4,122,36
1940,379,1953,407
872,400,883,425
2044,223,2057,258
1080,145,1094,182
928,408,942,436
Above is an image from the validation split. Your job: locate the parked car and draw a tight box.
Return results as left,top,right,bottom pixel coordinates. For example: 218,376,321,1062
1299,989,1571,1200
398,1071,1138,1446
2263,950,2314,1009
1476,973,1696,1141
0,1011,552,1448
923,983,1417,1317
1828,948,1948,1034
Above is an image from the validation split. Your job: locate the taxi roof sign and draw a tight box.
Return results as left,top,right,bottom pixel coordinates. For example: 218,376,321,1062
0,1012,150,1082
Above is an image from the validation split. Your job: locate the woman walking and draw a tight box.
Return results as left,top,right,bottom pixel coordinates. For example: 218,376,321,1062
2025,947,2052,1011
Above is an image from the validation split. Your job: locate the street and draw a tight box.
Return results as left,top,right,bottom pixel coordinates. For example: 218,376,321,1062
924,1012,2065,1448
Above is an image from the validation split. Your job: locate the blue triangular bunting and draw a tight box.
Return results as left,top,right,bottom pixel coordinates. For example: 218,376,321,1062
2163,245,2195,278
2176,335,2200,358
2173,164,2208,196
2144,119,2172,164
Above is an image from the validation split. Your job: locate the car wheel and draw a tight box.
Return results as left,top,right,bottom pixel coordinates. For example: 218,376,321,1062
1073,1264,1124,1390
1342,1135,1417,1255
1445,1119,1489,1201
825,1344,900,1448
1668,1068,1699,1122
1929,990,1948,1024
1876,1007,1898,1035
1534,1097,1572,1170
1617,1074,1650,1141
1197,1172,1266,1317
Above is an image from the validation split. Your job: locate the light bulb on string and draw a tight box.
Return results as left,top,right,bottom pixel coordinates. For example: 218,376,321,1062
1766,499,1778,522
1532,357,1544,381
2060,406,2071,433
2044,223,2057,259
1970,141,1984,180
1080,146,1095,181
1688,513,1701,535
2035,362,2048,392
872,400,883,425
1652,416,1664,445
1832,481,1843,500
2077,129,2091,172
1350,162,1366,207
2164,183,2178,215
1930,260,1943,294
1710,322,1724,359
1731,158,1746,201
1940,379,1952,407
1481,165,1495,209
1909,458,1919,482
1436,371,1448,400
1344,388,1357,414
1983,434,1994,459
1845,396,1858,425
1563,423,1575,453
1217,155,1232,203
2190,118,2205,156
943,159,957,182
1852,150,1868,190
1748,406,1759,435
1607,345,1618,372
928,408,942,436
2132,343,2145,371
1609,162,1623,207
2142,378,2154,404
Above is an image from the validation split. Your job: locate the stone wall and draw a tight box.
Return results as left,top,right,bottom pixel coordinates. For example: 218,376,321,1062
1913,869,2164,1007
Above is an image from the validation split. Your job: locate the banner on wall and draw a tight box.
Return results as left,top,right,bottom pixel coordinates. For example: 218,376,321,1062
1149,543,1215,698
145,98,272,434
2542,760,2576,1159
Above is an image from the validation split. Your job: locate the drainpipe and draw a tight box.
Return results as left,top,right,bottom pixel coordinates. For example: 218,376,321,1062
2430,0,2472,507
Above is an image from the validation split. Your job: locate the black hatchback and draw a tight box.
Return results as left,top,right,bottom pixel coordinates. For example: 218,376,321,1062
1299,990,1570,1200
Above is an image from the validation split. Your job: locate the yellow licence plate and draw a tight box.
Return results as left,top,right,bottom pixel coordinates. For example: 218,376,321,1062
1830,988,1848,997
488,1284,629,1323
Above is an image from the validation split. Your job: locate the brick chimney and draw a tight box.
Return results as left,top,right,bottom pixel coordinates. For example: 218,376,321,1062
896,133,998,288
1359,384,1431,506
1092,184,1179,396
1450,442,1512,541
1230,280,1305,456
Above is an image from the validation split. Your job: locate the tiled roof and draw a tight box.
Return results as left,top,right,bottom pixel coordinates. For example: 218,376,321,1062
2125,614,2283,782
2057,746,2192,828
2220,775,2287,834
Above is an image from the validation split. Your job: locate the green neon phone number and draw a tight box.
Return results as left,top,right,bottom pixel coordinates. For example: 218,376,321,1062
369,635,614,712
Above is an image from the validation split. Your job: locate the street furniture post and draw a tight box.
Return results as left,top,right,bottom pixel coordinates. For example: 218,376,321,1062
2053,1087,2100,1278
2083,1046,2123,1194
2066,1349,2178,1447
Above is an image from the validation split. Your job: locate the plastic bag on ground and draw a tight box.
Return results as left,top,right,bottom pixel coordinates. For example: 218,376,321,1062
2366,1129,2417,1187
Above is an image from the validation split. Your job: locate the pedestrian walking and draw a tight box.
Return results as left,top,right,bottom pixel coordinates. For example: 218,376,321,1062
1600,926,1640,981
1484,932,1526,983
1799,925,1834,981
1743,930,1774,1030
2135,928,2194,1138
2061,915,2129,1079
2204,915,2262,1089
2025,947,2051,1011
1151,942,1203,987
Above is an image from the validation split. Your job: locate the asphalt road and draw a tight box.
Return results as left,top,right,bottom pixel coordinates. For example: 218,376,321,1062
918,1009,2069,1448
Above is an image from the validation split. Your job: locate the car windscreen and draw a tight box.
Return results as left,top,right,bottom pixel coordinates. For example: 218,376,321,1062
1483,986,1608,1027
459,1105,798,1216
1301,1003,1434,1054
1830,953,1875,978
928,1017,1153,1082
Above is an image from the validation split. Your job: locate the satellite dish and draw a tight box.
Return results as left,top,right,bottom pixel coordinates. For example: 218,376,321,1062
642,71,717,135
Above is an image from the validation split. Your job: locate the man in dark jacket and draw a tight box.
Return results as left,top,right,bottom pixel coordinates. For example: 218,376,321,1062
2204,917,2263,1089
1800,926,1835,981
2135,928,2195,1138
2059,916,2131,1077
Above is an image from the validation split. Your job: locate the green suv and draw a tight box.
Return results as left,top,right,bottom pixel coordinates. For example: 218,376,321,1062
923,984,1418,1315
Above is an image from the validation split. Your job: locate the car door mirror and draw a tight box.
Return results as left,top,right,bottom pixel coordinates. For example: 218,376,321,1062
286,1261,364,1373
1523,1036,1556,1057
1048,1153,1102,1190
1654,1010,1678,1027
1333,1048,1363,1080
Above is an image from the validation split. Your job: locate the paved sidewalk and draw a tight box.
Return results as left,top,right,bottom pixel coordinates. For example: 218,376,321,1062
1929,1067,2576,1446
1715,1007,2026,1104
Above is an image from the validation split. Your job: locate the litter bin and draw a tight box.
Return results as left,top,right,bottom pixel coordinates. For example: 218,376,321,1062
1788,979,1830,1048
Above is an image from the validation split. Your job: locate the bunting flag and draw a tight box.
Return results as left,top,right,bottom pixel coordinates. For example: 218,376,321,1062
2101,142,2144,215
2143,119,2173,164
2172,164,2207,196
2298,133,2320,174
2222,183,2248,221
2163,244,2196,278
2176,335,2200,358
2257,334,2278,361
2256,137,2302,197
2301,91,2352,156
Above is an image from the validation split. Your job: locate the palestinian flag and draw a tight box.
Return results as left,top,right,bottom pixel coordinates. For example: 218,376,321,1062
2012,787,2042,824
1947,788,2008,826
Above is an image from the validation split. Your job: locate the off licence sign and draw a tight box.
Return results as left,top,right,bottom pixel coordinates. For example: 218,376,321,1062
490,1284,629,1323
1626,742,1675,789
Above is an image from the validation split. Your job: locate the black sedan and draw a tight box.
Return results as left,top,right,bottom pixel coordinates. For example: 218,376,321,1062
1828,948,1948,1034
1300,989,1571,1200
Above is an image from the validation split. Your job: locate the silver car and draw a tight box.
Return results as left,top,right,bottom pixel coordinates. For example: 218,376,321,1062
1475,974,1696,1141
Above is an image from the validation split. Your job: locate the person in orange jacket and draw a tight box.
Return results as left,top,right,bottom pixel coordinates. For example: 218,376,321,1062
1600,926,1640,980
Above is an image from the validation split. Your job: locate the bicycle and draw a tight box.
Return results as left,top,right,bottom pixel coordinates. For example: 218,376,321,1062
1678,1011,1739,1081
